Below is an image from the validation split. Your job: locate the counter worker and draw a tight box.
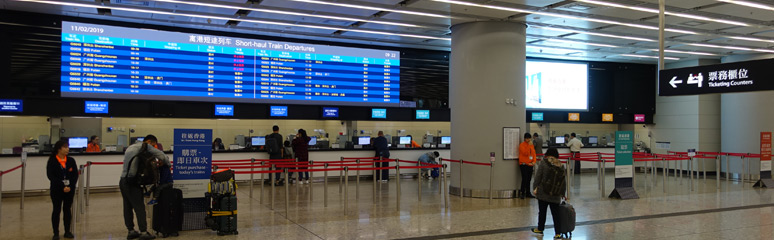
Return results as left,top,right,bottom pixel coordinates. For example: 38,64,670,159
86,135,101,153
519,133,537,199
119,135,169,240
47,140,79,240
374,131,390,182
418,151,440,179
566,133,584,174
407,135,421,148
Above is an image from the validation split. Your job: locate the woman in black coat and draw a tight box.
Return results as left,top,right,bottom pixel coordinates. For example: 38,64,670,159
46,140,79,240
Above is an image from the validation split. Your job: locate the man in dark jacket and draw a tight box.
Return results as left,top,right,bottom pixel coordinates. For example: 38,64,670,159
266,125,284,185
373,131,390,182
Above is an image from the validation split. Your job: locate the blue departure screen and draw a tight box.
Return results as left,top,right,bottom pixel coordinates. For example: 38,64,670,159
60,22,400,107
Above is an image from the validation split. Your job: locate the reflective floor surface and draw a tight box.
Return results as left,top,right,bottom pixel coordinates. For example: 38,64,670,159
1,171,773,239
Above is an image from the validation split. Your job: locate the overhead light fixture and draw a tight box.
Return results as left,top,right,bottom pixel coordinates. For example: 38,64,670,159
433,0,697,34
718,0,774,11
18,0,450,41
535,26,656,42
621,54,680,60
688,43,774,53
544,38,619,48
648,49,717,56
728,36,774,44
576,0,749,26
288,0,452,18
154,0,424,28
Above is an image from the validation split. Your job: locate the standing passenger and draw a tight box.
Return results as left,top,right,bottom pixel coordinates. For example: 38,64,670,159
531,148,568,239
266,125,285,186
119,135,169,240
292,129,311,184
47,140,79,240
373,131,390,182
533,133,543,155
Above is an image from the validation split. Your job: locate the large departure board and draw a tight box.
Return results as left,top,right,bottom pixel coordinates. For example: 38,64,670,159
60,22,400,107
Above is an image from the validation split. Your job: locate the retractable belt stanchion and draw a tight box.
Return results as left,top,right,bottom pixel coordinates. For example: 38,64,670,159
742,155,746,188
459,159,464,200
396,164,401,212
339,157,344,194
324,163,329,208
285,169,289,218
662,158,667,193
679,157,683,185
442,164,448,209
725,153,730,183
270,169,275,210
489,161,494,205
597,155,602,190
601,158,606,198
716,155,721,190
344,167,349,216
372,163,377,204
417,160,422,202
690,156,694,191
309,160,314,203
260,161,265,204
356,159,360,199
20,157,26,210
250,158,255,199
85,162,92,207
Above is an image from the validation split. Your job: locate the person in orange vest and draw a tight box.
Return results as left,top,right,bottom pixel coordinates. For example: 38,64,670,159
518,133,537,199
407,135,421,148
86,135,102,153
47,140,78,239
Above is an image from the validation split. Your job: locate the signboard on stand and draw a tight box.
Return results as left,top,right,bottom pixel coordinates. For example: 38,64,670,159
609,131,639,199
754,132,774,188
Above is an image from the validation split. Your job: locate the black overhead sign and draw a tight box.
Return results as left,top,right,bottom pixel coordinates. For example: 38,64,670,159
658,58,774,96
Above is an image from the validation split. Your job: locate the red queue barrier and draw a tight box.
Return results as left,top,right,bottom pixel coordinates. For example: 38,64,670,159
1,163,25,225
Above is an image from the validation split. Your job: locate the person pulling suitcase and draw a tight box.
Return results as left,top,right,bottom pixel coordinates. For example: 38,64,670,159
530,147,570,239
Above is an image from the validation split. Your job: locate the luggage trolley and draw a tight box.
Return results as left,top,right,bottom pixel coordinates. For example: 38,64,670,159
205,169,238,235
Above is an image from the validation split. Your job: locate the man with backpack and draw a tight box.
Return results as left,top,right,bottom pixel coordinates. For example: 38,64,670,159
265,125,284,186
120,135,169,240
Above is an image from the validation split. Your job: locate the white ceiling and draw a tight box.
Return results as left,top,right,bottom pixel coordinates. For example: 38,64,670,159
4,0,774,64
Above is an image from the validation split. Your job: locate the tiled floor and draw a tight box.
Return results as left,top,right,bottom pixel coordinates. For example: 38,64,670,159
1,171,773,239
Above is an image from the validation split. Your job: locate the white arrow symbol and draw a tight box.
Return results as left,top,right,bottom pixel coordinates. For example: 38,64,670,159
669,76,683,88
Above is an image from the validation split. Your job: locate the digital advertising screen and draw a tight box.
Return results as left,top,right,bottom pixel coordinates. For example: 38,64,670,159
214,104,234,116
60,21,400,107
270,106,288,117
525,61,588,110
84,101,108,114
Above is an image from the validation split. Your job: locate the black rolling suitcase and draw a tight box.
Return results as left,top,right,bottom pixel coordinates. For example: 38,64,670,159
153,187,183,237
205,169,238,235
555,201,576,238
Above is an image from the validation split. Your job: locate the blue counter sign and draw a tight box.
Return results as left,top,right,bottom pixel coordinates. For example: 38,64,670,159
270,106,288,117
323,107,339,117
214,105,234,116
416,110,430,119
84,101,108,114
0,99,23,112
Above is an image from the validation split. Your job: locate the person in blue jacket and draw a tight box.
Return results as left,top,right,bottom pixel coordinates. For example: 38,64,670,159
373,131,390,182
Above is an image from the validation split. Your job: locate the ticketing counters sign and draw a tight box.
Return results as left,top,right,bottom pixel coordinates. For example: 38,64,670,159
609,131,639,199
659,58,774,96
173,129,212,198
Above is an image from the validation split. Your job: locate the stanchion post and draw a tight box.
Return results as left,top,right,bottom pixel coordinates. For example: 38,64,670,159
373,164,377,204
344,167,349,216
396,164,401,212
285,169,289,218
488,161,494,205
250,158,255,199
260,161,265,204
601,159,606,198
20,156,26,210
339,157,344,193
725,153,730,183
662,158,667,193
418,162,422,202
356,159,360,199
270,169,275,210
1,173,4,226
742,156,746,188
715,155,720,190
597,155,602,190
688,157,693,192
442,164,448,209
459,159,464,200
78,165,85,215
324,163,328,208
679,158,683,184
702,157,706,180
309,160,314,203
86,161,91,207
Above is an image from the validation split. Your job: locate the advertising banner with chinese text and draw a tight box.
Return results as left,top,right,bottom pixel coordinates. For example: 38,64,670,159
173,129,212,199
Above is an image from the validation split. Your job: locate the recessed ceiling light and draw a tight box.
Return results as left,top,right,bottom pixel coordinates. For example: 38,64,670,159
718,0,774,11
680,21,708,27
576,0,749,26
564,4,596,11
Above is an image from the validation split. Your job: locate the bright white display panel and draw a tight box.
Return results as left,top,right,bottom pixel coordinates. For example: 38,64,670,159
525,61,588,110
